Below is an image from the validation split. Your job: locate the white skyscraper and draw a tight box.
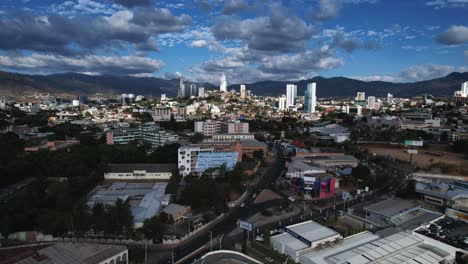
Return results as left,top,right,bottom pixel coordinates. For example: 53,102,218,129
304,82,317,113
367,96,376,109
198,87,205,98
178,76,185,97
462,81,468,95
355,92,365,101
278,95,287,110
286,84,297,107
189,83,197,96
220,73,227,92
240,84,246,99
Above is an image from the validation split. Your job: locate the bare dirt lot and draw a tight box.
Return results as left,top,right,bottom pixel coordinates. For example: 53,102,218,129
366,146,467,166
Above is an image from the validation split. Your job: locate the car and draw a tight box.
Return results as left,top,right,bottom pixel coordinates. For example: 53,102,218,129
240,203,245,207
288,196,295,202
252,194,257,198
264,257,274,263
337,210,344,217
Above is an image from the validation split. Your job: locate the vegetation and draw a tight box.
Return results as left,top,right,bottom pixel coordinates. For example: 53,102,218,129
453,140,468,155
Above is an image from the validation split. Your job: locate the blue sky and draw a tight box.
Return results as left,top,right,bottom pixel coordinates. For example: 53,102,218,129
0,0,466,84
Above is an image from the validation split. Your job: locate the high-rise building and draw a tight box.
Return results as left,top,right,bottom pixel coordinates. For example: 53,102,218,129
178,76,185,97
161,94,167,101
198,87,205,97
220,73,227,92
367,96,376,109
286,84,297,107
278,95,287,110
189,84,197,96
355,92,366,101
304,83,317,113
463,81,468,95
240,84,246,99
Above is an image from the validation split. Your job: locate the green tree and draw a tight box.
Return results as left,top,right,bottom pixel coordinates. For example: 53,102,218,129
189,132,204,143
263,225,271,246
141,216,165,242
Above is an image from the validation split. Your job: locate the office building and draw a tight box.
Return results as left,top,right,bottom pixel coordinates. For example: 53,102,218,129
198,87,205,97
304,82,317,113
104,163,177,180
178,76,185,97
194,120,222,135
161,93,167,101
240,84,246,99
367,96,376,109
178,146,238,176
189,83,197,96
220,73,227,92
278,95,287,110
210,133,255,142
0,243,129,264
153,107,172,121
344,105,362,116
286,84,297,107
355,91,366,101
221,120,249,134
106,122,178,147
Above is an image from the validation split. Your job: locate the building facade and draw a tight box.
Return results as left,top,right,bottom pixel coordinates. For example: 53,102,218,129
178,146,238,176
304,82,317,113
104,164,176,180
286,84,297,107
106,122,178,147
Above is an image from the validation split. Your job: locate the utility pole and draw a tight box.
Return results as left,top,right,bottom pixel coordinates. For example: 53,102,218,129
219,234,224,250
171,252,174,264
209,231,213,251
144,239,147,264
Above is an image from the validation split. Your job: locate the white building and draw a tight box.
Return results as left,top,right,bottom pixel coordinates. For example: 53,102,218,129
240,84,246,99
304,83,317,113
355,91,366,101
454,81,468,97
367,96,376,109
278,95,287,110
271,220,342,263
198,87,205,97
220,73,227,92
209,133,255,142
194,120,222,135
104,164,176,180
286,84,297,107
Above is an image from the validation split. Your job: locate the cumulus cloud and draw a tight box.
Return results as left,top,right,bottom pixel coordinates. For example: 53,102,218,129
0,53,164,76
356,64,467,83
222,0,249,15
436,25,468,45
114,0,151,8
330,32,381,52
0,9,191,54
212,4,314,52
190,40,209,48
311,0,341,21
164,71,182,79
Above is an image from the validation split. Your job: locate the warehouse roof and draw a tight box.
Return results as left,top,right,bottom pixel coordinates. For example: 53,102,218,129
363,199,420,218
0,243,126,264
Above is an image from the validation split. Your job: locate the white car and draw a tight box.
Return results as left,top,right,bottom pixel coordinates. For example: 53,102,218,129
240,203,245,207
264,257,274,263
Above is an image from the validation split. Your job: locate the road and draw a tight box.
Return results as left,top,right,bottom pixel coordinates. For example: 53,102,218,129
151,145,286,263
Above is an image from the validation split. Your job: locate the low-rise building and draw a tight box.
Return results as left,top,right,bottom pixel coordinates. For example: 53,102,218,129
178,145,239,176
0,243,128,264
210,133,255,142
163,203,191,222
271,220,342,262
104,164,176,180
363,199,422,227
306,155,359,168
106,122,178,147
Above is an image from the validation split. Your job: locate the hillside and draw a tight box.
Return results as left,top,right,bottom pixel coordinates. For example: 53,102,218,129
0,71,466,99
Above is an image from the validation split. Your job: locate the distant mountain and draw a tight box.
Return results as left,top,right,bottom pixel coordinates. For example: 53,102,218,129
0,70,466,99
228,72,468,98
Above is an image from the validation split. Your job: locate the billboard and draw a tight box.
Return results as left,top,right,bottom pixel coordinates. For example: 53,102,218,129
285,227,311,247
405,140,423,147
239,220,253,231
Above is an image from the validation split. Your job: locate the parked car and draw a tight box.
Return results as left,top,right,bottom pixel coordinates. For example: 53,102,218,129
264,257,274,263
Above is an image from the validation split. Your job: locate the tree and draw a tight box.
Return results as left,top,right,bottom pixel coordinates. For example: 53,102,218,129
189,132,204,143
253,150,265,162
141,216,165,242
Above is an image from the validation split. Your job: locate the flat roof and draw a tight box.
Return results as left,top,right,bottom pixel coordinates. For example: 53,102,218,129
108,163,176,173
272,220,340,251
306,155,358,161
364,199,420,218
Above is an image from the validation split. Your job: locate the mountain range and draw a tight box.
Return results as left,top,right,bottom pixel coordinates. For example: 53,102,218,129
0,70,467,100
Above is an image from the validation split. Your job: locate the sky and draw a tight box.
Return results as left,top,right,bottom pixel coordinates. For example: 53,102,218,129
0,0,467,84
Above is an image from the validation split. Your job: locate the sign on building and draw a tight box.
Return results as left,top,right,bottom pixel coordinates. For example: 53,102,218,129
407,149,418,154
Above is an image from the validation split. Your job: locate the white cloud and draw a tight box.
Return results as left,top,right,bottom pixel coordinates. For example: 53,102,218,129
437,25,468,45
190,39,208,48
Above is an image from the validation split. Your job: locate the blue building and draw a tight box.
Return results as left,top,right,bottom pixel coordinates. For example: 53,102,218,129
304,83,317,113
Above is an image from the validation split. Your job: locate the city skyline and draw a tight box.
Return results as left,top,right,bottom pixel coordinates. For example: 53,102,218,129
0,0,466,85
